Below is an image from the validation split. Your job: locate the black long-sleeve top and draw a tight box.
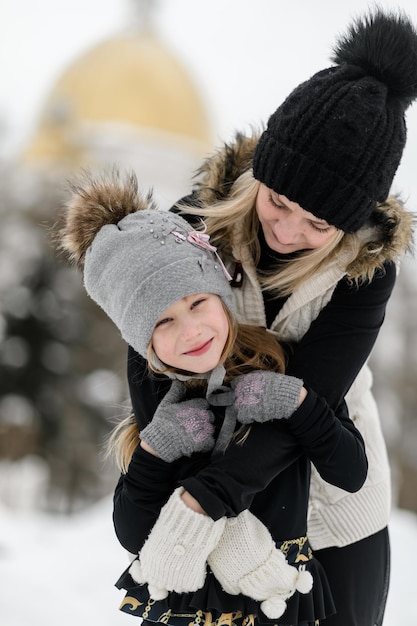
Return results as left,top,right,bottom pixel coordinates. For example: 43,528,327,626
114,386,367,554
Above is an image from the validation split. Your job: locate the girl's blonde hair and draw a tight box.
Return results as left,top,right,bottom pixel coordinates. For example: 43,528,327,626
177,170,376,296
107,309,288,473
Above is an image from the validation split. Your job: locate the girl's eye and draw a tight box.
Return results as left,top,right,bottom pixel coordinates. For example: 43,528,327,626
154,317,172,328
191,298,206,309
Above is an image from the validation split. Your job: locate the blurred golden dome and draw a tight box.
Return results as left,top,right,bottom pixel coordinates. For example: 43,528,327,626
23,27,213,165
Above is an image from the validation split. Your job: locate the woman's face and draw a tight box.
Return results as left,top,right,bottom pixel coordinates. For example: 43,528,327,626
151,293,230,374
256,184,338,253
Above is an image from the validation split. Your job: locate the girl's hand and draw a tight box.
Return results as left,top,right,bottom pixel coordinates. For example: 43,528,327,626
180,489,207,514
129,487,225,599
207,509,313,619
140,439,159,457
230,371,305,423
140,381,216,462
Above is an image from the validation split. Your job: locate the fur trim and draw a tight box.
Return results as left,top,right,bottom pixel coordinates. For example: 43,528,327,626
194,131,260,203
346,196,415,279
57,169,156,269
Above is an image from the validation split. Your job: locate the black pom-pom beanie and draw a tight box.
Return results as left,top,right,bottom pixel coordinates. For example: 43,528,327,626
253,9,417,232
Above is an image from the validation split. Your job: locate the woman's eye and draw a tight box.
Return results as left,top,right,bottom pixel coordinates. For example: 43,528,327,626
269,195,284,209
309,222,331,233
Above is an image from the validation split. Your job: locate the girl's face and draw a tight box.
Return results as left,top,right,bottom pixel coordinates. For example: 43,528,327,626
256,184,338,253
152,293,230,374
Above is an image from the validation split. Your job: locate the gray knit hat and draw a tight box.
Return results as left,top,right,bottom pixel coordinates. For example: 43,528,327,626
58,170,235,359
83,209,234,358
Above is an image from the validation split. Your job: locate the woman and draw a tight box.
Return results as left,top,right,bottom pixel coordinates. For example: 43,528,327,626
59,176,367,624
126,9,417,626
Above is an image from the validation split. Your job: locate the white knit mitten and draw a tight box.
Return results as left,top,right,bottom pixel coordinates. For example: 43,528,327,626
207,510,313,619
129,487,226,600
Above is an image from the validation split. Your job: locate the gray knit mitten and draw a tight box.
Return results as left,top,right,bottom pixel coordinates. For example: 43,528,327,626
230,370,303,424
140,381,215,462
207,510,313,619
129,487,226,599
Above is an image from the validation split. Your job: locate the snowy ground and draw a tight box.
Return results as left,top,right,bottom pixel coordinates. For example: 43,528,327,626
1,501,417,625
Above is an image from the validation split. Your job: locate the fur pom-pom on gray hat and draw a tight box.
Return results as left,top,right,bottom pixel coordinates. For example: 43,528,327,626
253,8,417,232
58,170,235,358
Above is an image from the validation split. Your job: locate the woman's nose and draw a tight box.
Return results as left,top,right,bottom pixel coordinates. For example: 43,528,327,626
273,214,301,244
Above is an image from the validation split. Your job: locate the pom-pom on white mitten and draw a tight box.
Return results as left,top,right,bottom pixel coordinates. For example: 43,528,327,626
241,550,313,619
260,596,288,620
295,565,314,594
129,487,226,599
208,510,312,619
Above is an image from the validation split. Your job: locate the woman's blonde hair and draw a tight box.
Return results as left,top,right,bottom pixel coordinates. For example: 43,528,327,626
176,169,377,296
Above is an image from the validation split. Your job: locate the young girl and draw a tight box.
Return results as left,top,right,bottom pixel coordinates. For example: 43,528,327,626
59,170,367,625
125,9,417,625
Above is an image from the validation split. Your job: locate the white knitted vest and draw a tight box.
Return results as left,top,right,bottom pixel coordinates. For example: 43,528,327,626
229,245,391,550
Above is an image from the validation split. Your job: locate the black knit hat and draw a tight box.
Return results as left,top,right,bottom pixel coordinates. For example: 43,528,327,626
253,9,417,232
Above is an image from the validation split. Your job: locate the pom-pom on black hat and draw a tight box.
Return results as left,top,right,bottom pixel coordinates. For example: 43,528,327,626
253,8,417,232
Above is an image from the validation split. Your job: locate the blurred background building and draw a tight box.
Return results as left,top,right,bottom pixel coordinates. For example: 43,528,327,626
0,0,417,517
0,0,213,513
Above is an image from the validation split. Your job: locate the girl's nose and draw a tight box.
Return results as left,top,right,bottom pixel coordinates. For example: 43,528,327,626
179,317,201,342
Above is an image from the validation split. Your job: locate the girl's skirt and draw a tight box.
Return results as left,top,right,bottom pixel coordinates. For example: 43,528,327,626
116,537,335,626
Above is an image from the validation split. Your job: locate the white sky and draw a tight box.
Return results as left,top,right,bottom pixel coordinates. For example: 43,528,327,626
1,0,417,212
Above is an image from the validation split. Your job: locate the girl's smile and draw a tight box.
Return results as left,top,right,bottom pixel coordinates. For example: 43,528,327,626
152,293,229,374
183,338,214,357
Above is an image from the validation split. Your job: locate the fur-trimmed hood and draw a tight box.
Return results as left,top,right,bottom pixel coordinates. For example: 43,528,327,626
192,132,415,279
57,133,414,281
